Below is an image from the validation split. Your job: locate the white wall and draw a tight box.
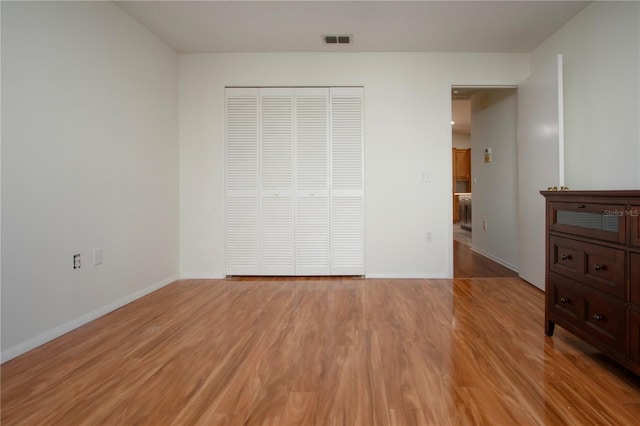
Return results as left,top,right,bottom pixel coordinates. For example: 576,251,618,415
1,2,180,360
0,2,4,351
470,89,518,270
179,53,529,279
452,132,471,149
531,1,640,189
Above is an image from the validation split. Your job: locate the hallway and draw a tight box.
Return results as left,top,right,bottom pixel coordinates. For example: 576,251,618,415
453,237,519,279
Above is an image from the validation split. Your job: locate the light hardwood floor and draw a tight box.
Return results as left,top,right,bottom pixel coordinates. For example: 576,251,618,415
2,277,640,425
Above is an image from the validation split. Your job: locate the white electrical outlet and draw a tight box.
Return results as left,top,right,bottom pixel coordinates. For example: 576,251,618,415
94,248,103,266
426,231,432,242
73,254,81,269
482,220,487,231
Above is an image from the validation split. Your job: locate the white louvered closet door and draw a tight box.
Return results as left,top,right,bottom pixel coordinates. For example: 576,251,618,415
226,86,364,276
226,88,260,275
330,88,365,275
260,88,295,275
295,88,330,275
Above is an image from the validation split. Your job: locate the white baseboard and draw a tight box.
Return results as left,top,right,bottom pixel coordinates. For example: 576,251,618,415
186,273,451,280
179,273,226,279
470,247,519,272
365,273,451,279
1,274,180,363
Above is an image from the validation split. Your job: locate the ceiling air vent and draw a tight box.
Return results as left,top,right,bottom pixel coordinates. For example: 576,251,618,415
323,35,352,45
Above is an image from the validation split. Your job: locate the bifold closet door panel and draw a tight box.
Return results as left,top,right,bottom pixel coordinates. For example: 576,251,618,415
295,88,331,275
260,88,295,275
330,87,365,275
226,88,260,275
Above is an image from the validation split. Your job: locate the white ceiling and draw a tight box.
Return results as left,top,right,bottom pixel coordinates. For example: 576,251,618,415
115,0,590,53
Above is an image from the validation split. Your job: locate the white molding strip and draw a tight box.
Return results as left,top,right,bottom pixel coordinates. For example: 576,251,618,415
1,274,180,363
365,273,451,279
470,247,519,272
179,273,226,280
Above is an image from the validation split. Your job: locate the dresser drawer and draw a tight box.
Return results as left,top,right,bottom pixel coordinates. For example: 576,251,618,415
549,202,626,244
630,206,640,248
550,236,625,299
548,275,581,325
630,310,640,363
582,290,626,354
631,253,640,305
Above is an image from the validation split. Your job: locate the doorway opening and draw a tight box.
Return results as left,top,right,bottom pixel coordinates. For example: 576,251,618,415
451,86,519,278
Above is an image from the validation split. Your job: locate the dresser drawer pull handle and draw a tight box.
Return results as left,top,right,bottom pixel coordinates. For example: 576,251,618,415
561,254,571,261
560,297,570,304
593,314,604,321
594,264,604,271
577,204,586,209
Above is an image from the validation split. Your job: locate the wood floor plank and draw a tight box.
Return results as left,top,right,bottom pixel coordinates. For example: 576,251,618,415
388,407,428,426
354,330,390,426
2,277,640,425
281,392,317,425
622,402,640,418
376,327,415,412
314,344,356,426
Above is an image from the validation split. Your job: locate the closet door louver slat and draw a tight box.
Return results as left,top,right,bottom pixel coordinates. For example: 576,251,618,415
226,197,259,274
331,197,364,270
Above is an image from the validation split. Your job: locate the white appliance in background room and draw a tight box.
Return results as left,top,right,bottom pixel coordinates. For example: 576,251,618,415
459,193,472,231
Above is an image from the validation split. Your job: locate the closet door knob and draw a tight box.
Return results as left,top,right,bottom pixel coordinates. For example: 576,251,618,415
275,192,280,197
594,264,603,271
310,191,315,196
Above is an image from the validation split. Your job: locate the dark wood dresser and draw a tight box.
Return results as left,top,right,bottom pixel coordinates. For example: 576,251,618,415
542,190,640,376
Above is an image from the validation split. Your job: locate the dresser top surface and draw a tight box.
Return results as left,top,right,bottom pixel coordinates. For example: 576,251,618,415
541,190,640,199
